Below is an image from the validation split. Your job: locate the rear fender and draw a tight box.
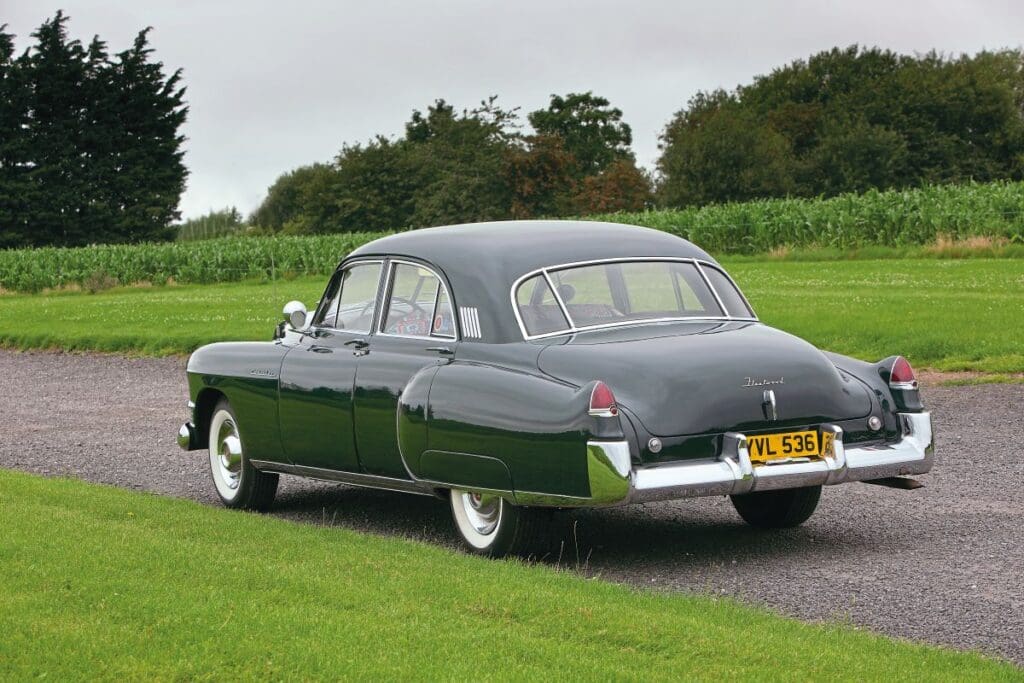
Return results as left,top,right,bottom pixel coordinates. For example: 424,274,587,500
411,362,625,499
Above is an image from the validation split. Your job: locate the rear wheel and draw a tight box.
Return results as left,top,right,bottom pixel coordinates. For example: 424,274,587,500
208,398,278,511
730,485,821,529
449,489,551,558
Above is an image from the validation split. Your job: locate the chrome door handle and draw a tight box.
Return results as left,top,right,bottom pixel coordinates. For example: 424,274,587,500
344,338,369,349
426,346,453,355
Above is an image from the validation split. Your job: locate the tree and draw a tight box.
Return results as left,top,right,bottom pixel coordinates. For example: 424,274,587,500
404,97,520,226
571,159,652,214
250,92,649,232
657,46,1024,206
0,25,31,247
506,134,578,218
251,163,336,232
105,27,188,242
0,12,187,247
528,92,633,176
658,99,795,206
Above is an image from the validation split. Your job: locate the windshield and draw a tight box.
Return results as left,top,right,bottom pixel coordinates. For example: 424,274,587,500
514,260,753,337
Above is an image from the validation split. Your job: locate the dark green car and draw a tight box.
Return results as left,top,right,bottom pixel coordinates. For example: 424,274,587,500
178,221,934,557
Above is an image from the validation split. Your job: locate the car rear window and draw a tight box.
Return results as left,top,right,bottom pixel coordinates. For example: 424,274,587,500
513,260,755,337
515,274,570,336
546,261,724,328
701,265,754,317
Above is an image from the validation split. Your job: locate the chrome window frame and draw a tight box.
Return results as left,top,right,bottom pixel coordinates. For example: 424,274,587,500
510,257,759,341
698,261,757,318
378,258,459,341
311,258,386,334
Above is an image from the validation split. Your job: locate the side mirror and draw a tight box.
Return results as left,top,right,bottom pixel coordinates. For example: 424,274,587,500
282,300,308,330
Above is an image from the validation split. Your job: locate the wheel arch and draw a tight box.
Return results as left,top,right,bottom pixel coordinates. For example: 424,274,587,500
193,387,227,446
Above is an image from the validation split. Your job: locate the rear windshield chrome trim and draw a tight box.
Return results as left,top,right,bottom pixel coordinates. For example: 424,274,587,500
510,257,760,341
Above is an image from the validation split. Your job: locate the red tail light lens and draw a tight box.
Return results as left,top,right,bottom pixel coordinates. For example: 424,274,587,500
588,381,618,417
890,356,918,390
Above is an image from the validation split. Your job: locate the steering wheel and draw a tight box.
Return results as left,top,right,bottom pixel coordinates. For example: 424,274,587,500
388,296,428,317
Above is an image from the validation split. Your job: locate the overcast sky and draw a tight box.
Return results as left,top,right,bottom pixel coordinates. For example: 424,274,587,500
5,1,1024,220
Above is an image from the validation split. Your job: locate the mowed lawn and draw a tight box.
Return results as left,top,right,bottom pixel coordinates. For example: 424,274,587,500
0,259,1021,371
0,469,1018,681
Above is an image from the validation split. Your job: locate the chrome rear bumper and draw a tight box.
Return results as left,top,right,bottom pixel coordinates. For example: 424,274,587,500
585,412,933,506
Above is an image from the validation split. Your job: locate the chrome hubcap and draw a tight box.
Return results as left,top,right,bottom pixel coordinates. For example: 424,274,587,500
216,420,242,490
460,491,501,535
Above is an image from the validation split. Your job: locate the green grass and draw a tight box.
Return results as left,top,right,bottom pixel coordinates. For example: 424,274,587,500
729,259,1024,373
0,278,326,355
1,259,1020,372
0,469,1017,680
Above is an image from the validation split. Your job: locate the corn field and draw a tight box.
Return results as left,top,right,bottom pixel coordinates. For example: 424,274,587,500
592,181,1024,254
2,181,1023,293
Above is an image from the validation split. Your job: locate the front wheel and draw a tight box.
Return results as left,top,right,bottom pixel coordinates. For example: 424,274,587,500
208,398,278,511
730,485,821,529
449,489,552,558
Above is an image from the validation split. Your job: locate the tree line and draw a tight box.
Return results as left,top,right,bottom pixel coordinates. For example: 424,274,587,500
255,46,1024,234
250,93,651,234
0,12,187,248
657,46,1024,207
2,13,1023,247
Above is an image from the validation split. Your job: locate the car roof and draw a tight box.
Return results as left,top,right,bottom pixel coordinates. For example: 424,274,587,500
346,220,721,343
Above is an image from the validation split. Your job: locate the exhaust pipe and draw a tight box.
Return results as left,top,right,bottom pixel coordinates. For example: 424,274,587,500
863,476,924,490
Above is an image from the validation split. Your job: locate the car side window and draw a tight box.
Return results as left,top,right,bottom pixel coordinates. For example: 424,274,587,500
382,263,455,339
314,270,345,328
318,262,383,333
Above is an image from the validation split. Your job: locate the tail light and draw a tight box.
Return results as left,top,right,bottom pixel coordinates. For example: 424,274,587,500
889,356,918,391
588,381,618,418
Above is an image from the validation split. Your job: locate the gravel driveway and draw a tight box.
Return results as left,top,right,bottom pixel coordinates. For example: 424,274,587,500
1,349,1021,665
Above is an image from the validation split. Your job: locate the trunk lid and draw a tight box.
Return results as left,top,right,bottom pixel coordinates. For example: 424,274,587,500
536,321,873,437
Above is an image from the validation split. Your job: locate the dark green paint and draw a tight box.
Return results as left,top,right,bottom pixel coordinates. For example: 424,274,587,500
184,221,922,504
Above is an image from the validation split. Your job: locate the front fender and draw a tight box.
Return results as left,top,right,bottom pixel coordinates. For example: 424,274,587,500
185,341,290,463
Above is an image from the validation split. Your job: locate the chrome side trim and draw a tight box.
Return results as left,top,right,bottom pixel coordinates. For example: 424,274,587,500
248,460,433,496
248,413,932,508
509,257,760,341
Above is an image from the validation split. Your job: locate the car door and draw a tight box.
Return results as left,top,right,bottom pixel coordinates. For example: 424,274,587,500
278,260,384,472
353,259,458,478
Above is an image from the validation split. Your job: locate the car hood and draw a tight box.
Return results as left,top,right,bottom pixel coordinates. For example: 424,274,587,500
536,321,873,437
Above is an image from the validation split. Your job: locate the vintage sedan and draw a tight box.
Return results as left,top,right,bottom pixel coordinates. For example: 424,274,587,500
177,221,934,557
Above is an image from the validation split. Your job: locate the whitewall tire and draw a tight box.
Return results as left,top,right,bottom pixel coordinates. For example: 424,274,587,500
207,398,278,511
449,488,552,558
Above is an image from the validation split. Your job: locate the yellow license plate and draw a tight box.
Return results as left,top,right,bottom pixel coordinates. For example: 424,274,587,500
747,430,833,464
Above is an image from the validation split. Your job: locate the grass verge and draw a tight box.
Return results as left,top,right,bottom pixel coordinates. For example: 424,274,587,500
0,258,1021,373
0,469,1017,680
